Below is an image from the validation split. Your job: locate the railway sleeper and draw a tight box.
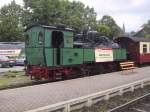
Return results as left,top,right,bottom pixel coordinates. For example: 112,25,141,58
135,104,150,112
130,108,147,112
141,103,150,107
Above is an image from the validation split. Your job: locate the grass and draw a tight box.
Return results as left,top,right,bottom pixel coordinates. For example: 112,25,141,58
0,71,32,89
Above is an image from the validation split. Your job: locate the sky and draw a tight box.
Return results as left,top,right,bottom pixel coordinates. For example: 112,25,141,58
0,0,149,32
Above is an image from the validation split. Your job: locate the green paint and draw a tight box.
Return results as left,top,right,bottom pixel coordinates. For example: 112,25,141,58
61,48,83,65
113,48,127,61
44,29,51,47
83,49,95,62
63,31,73,48
25,25,75,67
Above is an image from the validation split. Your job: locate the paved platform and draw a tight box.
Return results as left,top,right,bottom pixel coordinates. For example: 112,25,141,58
0,67,150,112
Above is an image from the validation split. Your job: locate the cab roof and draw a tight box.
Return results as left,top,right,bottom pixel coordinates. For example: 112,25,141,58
25,24,74,32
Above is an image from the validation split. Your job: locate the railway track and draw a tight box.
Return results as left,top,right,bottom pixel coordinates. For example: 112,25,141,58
108,92,150,112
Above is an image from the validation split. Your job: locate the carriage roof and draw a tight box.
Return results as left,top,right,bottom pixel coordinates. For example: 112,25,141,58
115,37,150,42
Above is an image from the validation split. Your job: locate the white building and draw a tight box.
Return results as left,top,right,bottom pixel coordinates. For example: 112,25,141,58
0,42,25,57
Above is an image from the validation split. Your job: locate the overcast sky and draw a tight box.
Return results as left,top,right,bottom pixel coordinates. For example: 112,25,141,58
0,0,150,32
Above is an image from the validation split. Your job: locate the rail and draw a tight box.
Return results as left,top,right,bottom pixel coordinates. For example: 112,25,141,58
108,92,150,112
25,77,150,112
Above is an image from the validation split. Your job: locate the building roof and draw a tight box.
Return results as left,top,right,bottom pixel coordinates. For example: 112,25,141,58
25,24,74,32
116,37,150,42
133,28,146,37
0,42,24,49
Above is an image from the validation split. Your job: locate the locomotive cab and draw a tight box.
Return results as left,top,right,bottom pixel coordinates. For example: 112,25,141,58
25,24,74,67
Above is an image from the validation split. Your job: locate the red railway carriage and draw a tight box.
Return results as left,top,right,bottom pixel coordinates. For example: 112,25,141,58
115,37,150,64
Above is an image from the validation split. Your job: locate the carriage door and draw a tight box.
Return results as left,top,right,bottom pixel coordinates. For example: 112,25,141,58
52,31,64,65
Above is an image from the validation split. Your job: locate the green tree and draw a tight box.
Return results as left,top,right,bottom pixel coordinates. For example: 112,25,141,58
96,24,111,37
145,34,150,38
99,15,123,39
143,20,150,33
0,0,23,42
130,31,136,36
22,0,97,32
143,20,150,38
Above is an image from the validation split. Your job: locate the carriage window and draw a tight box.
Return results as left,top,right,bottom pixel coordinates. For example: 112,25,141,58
143,44,147,53
25,34,29,45
149,44,150,53
38,32,44,45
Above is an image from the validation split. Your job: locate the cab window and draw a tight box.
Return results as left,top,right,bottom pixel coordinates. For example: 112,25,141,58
38,32,44,45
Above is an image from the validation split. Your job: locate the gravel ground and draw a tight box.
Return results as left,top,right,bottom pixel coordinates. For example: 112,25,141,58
0,66,24,75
